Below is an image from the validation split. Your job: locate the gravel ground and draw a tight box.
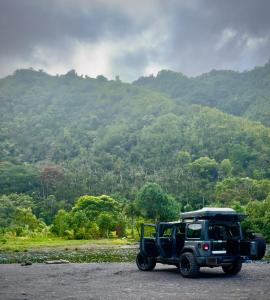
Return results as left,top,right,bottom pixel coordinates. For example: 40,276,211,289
0,263,270,300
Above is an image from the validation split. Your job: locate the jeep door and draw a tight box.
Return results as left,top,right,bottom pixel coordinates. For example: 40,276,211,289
157,223,183,258
140,224,159,257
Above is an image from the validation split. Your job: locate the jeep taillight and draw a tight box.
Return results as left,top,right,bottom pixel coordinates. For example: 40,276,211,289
202,243,210,251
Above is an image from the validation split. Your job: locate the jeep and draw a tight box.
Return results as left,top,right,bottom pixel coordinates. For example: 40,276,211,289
136,207,266,277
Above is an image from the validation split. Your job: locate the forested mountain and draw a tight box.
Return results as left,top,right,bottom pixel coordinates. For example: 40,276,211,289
1,68,270,239
134,61,270,126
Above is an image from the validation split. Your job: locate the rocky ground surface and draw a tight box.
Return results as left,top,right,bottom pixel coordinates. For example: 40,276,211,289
0,262,270,300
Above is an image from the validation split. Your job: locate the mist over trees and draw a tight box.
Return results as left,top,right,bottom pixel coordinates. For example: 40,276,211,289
134,61,270,126
0,66,270,239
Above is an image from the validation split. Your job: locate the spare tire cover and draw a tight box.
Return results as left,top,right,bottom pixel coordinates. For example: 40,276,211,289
252,235,266,260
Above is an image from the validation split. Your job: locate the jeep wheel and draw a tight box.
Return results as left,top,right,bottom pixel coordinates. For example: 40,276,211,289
222,261,242,275
179,252,200,278
136,253,156,271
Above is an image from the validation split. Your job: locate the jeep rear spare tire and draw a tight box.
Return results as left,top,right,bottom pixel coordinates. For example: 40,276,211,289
252,235,266,260
179,252,200,278
136,253,156,271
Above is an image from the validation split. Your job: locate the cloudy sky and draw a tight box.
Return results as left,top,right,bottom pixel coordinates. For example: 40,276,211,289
0,0,270,81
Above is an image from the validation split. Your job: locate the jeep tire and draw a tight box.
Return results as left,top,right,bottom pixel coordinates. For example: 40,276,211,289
136,253,156,271
179,252,200,278
252,235,266,260
222,260,242,275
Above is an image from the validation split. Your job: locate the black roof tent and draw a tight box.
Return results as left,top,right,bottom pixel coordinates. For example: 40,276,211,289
180,207,246,221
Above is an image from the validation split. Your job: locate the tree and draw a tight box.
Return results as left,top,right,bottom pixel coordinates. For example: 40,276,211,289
124,201,139,238
219,159,232,179
136,183,179,221
215,177,270,206
190,157,218,181
14,208,44,232
39,165,63,198
61,194,126,239
0,193,45,235
35,195,69,225
51,209,70,237
0,162,39,194
243,196,270,241
182,157,219,208
96,75,108,82
0,193,34,228
97,212,116,238
73,194,120,219
176,151,191,166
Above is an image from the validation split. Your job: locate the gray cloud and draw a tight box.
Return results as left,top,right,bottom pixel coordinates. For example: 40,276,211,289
164,0,270,74
0,0,269,81
0,0,139,56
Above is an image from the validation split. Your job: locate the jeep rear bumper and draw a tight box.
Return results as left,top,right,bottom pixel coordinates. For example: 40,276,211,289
196,255,241,267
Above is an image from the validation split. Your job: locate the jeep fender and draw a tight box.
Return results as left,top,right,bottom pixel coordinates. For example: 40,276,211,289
181,246,200,256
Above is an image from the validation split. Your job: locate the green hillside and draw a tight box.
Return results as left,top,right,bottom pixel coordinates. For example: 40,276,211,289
0,68,270,240
1,68,270,197
134,61,270,126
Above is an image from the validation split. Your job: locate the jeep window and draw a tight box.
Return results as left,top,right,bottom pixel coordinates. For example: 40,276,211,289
187,223,202,239
208,224,241,240
175,223,186,235
160,226,173,237
227,225,241,239
144,226,156,238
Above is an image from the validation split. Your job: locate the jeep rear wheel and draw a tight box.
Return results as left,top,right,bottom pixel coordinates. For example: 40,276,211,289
136,253,156,271
222,260,242,275
179,252,200,278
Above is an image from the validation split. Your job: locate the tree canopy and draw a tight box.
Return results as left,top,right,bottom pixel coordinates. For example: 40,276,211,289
0,67,270,240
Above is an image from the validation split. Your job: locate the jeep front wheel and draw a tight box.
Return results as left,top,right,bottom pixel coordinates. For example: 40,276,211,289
222,261,242,275
179,252,200,278
136,253,156,271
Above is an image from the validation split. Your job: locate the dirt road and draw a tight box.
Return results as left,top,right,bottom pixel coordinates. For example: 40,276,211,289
0,263,269,300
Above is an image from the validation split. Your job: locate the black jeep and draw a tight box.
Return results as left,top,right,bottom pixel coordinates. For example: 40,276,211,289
136,208,266,277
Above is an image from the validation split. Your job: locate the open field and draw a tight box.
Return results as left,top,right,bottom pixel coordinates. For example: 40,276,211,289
1,263,270,300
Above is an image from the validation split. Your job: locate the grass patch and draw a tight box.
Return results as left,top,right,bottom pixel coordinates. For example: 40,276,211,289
0,236,138,264
0,236,134,252
0,248,137,264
